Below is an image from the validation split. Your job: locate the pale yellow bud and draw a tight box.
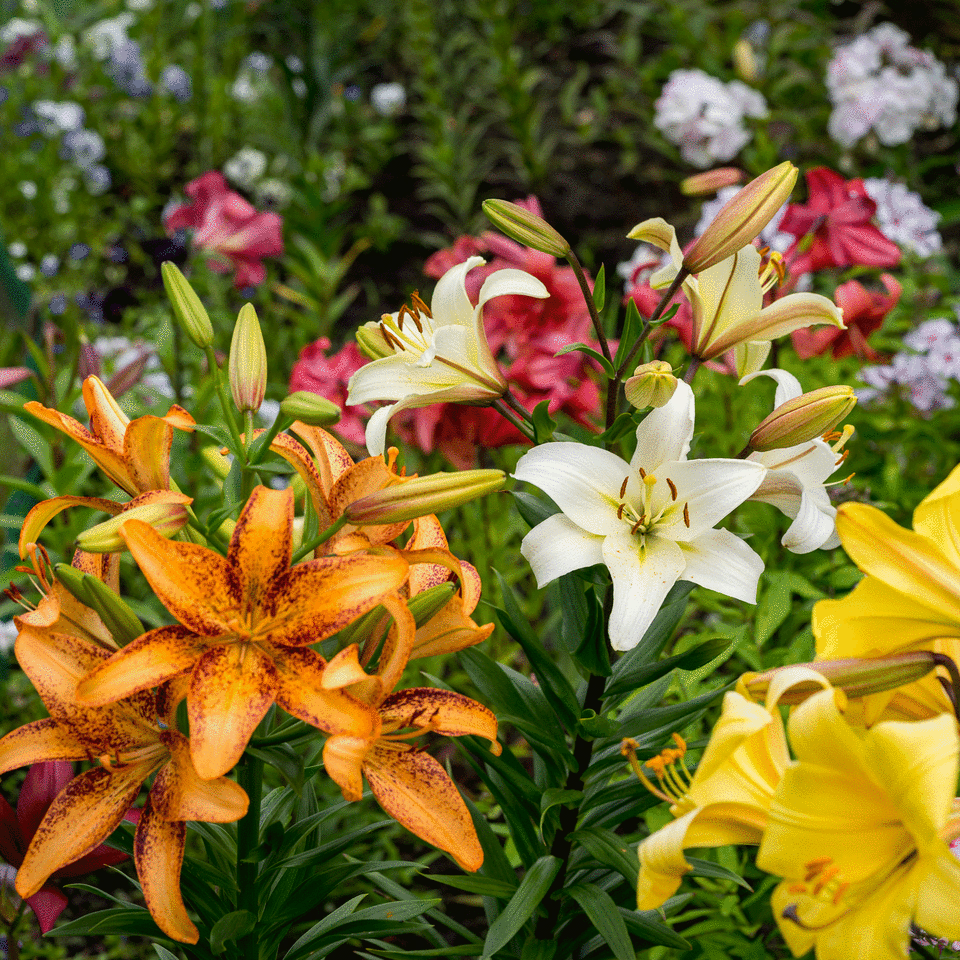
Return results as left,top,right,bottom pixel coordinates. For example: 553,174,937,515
78,498,191,553
624,361,678,409
162,261,215,349
482,199,570,258
683,162,798,273
279,391,341,426
345,469,505,525
229,303,267,413
680,168,744,196
356,323,393,360
749,385,856,451
733,39,758,83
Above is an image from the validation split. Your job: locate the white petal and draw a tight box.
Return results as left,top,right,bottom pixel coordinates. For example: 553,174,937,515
347,351,492,406
430,256,485,327
520,514,604,588
658,458,766,542
751,440,838,488
739,368,802,407
678,529,764,604
477,268,548,309
431,325,505,394
364,403,395,457
603,530,685,651
514,443,629,536
631,380,695,470
780,489,837,554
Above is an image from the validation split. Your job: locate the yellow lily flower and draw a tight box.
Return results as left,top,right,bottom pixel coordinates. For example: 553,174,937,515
0,624,247,944
630,666,830,909
757,687,960,960
813,463,960,722
25,376,195,496
75,485,407,779
322,606,500,872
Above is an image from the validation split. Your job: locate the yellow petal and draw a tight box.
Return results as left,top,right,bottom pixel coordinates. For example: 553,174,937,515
227,486,294,612
19,495,124,556
134,800,197,944
121,520,235,635
188,644,278,780
364,744,483,871
0,719,90,775
915,844,960,942
322,644,371,689
912,463,960,570
16,764,147,898
149,732,248,822
83,376,128,447
380,688,499,748
411,600,494,660
323,734,369,801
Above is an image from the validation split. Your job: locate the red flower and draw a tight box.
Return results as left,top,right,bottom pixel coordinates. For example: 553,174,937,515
791,273,901,361
0,762,137,933
164,172,283,288
778,167,901,276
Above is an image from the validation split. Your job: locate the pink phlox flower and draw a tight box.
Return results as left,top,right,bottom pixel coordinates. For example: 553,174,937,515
164,171,283,288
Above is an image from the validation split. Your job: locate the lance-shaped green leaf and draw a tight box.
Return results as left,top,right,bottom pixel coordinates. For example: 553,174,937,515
482,856,562,959
567,883,635,960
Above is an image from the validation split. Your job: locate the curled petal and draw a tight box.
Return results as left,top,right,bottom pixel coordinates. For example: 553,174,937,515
323,735,369,801
380,688,499,748
19,496,124,557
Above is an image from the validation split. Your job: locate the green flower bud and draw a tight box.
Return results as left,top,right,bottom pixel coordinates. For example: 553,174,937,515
749,385,856,452
482,199,570,258
280,391,342,427
229,303,267,413
162,262,215,349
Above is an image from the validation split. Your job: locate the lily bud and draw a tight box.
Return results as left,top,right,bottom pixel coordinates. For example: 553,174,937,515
680,167,744,196
229,303,267,413
624,361,678,409
345,469,505,526
482,199,570,258
162,261,215,349
683,161,798,273
280,391,342,427
407,582,457,628
739,652,938,705
54,563,144,647
78,500,191,553
733,38,758,83
749,385,857,451
355,324,393,360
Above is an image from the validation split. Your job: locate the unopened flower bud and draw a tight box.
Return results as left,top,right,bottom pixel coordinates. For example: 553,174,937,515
162,261,214,349
680,168,744,196
229,303,267,413
54,563,144,647
280,391,342,427
345,469,505,526
683,162,798,273
78,496,192,553
355,324,393,360
624,361,678,409
749,385,856,451
482,199,570,258
733,39,758,83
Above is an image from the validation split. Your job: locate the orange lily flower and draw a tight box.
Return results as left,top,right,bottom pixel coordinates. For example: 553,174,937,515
0,623,247,944
76,485,408,779
322,609,500,872
25,375,195,496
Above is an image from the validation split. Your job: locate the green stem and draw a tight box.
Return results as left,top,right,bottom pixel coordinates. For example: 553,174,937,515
236,749,264,960
6,898,28,960
206,346,244,456
291,512,349,563
565,249,611,364
240,410,256,502
614,268,689,380
491,398,536,442
683,357,702,385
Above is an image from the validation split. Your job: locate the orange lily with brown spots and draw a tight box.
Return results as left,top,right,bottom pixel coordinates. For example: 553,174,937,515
0,624,247,944
25,376,194,496
75,485,408,779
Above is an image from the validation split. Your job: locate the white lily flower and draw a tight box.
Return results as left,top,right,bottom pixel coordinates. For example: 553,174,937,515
742,369,853,554
629,218,844,376
347,256,548,455
514,382,766,651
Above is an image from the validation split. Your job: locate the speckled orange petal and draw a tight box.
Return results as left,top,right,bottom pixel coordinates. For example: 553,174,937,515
265,552,409,646
188,644,278,780
19,496,124,556
149,732,248,823
329,456,410,546
75,625,205,707
322,734,369,801
407,516,450,594
269,432,334,528
120,520,235,635
124,409,194,492
16,763,149,898
272,645,376,736
364,744,483,872
15,580,116,651
71,548,121,594
411,601,494,659
381,688,499,748
289,422,354,494
367,594,416,698
458,560,482,615
83,376,128,448
227,486,294,612
134,799,197,944
0,719,90,775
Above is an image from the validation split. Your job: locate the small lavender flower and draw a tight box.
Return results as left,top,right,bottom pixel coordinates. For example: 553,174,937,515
245,52,271,74
862,178,942,258
18,181,37,200
83,13,135,60
69,242,90,261
39,254,60,277
84,164,112,195
160,64,192,102
8,242,26,258
33,100,85,133
15,263,35,282
49,294,67,314
61,128,106,167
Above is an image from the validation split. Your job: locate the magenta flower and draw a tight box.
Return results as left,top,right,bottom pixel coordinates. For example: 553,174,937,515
778,167,901,275
0,762,137,933
164,172,283,288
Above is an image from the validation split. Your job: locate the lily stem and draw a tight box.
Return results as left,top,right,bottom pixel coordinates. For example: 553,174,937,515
491,398,536,441
614,268,689,380
566,249,611,365
6,899,27,960
236,748,264,960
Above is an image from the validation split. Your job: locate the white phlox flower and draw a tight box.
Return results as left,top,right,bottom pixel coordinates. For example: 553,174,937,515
742,369,853,554
514,382,766,651
348,256,548,456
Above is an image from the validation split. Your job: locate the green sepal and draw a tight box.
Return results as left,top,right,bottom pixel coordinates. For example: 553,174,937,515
54,563,144,647
531,399,558,443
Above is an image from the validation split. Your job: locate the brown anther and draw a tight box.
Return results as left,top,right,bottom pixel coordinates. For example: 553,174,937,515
638,466,647,479
834,449,850,467
397,303,415,330
619,476,629,498
630,518,644,535
380,324,399,350
411,291,432,318
683,503,690,527
616,504,625,520
666,478,678,501
620,738,640,756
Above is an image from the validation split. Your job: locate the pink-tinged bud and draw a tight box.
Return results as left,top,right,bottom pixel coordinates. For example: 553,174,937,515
624,361,678,409
680,168,745,196
78,495,192,553
739,652,938,704
345,469,505,525
162,261,215,349
229,303,267,413
683,162,798,273
280,391,341,426
482,199,570,258
748,385,856,452
78,339,101,381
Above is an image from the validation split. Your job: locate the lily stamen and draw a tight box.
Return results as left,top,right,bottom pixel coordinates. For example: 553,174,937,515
683,503,691,527
667,478,678,501
619,476,629,498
